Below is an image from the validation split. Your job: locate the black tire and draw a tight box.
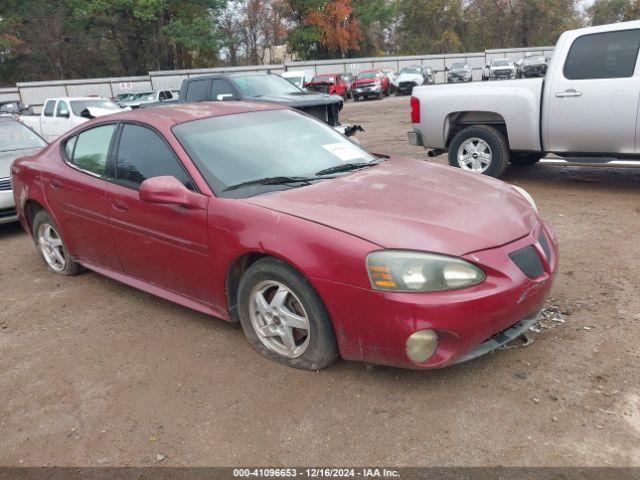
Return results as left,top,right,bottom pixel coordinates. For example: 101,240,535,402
353,95,360,102
510,152,543,166
384,87,391,97
237,257,339,370
448,125,510,178
32,210,83,275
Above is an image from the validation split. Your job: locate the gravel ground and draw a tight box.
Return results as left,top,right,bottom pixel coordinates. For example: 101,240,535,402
1,95,639,467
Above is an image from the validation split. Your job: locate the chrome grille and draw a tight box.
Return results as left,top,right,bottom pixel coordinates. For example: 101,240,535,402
0,177,11,191
509,245,544,278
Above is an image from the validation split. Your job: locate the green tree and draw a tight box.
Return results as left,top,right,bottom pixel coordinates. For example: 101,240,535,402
588,0,637,24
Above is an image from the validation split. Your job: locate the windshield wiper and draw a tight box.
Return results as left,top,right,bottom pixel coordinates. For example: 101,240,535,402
315,161,379,176
223,176,316,192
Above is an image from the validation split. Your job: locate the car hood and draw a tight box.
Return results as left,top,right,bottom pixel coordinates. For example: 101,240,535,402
249,92,342,108
394,73,424,84
243,157,538,256
490,66,515,71
1,147,44,178
353,78,378,86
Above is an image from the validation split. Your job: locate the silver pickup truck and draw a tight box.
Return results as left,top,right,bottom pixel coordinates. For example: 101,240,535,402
409,21,640,177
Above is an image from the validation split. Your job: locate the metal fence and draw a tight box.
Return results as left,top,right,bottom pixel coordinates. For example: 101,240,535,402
5,46,554,112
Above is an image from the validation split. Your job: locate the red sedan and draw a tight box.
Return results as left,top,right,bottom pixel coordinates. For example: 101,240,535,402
11,102,558,370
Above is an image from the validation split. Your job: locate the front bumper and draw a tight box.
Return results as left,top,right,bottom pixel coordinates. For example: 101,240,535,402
354,86,382,96
448,76,471,83
312,221,558,369
0,188,17,224
491,71,515,80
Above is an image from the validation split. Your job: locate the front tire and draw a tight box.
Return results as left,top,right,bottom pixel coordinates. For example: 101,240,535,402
237,258,339,370
32,210,83,275
448,125,510,178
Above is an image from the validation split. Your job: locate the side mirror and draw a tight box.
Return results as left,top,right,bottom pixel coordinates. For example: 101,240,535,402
139,176,207,210
60,111,70,118
216,94,236,101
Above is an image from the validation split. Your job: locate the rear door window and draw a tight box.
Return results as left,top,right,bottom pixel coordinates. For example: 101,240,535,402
564,29,640,79
115,123,194,190
68,124,116,176
185,79,211,102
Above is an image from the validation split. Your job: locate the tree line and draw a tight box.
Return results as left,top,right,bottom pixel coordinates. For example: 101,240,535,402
0,0,636,86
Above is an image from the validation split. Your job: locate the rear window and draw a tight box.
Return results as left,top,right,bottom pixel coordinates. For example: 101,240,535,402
564,29,640,79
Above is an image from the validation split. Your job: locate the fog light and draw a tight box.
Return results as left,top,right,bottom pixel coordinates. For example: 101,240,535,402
406,330,439,363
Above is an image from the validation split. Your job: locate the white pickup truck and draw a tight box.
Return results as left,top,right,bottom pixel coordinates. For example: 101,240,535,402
20,97,122,142
409,20,640,177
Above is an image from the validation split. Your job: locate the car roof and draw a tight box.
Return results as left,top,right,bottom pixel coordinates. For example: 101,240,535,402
91,101,287,127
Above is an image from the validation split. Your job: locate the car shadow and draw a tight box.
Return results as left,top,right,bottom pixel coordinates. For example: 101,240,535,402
0,221,27,238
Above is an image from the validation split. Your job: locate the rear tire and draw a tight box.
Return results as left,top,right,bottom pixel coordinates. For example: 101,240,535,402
354,95,360,102
238,257,339,370
510,152,543,166
448,125,510,178
32,210,83,275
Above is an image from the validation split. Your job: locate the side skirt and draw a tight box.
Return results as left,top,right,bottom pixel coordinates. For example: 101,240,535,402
79,260,231,321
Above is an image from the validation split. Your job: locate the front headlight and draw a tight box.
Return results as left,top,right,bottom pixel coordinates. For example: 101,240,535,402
511,185,538,212
366,251,485,292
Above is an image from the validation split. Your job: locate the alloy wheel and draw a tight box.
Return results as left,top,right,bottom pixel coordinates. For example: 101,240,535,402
37,223,66,272
457,137,492,173
249,280,310,359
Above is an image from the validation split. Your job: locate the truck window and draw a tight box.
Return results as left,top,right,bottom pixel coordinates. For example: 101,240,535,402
185,79,210,102
56,101,70,117
564,29,640,80
211,79,237,100
43,101,55,117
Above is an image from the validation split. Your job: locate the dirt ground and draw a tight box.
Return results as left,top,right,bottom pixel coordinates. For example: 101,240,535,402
1,96,639,467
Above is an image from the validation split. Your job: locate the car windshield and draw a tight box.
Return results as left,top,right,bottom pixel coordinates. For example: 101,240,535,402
492,60,511,67
356,72,378,79
312,75,335,83
70,100,120,116
340,74,352,80
232,74,300,97
173,109,376,197
0,121,46,152
451,63,469,71
524,56,545,64
400,67,422,74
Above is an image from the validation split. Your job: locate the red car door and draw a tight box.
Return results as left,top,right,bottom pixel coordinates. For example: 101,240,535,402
106,123,214,304
43,123,122,271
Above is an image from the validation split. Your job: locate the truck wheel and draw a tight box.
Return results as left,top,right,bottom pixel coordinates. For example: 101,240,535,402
510,153,543,166
448,125,509,178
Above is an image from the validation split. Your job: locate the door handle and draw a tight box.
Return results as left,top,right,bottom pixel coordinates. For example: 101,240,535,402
555,89,582,98
112,199,129,212
49,179,62,189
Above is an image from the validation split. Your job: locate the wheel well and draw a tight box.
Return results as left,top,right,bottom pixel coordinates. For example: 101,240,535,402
225,252,268,322
445,112,508,148
24,200,45,233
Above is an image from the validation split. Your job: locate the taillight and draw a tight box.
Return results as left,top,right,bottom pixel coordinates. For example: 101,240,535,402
411,96,420,124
